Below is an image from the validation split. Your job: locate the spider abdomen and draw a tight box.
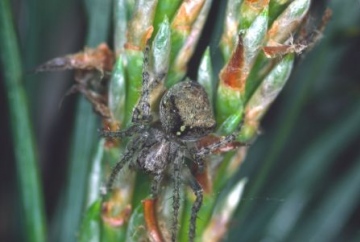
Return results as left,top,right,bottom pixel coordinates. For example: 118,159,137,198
136,140,170,174
159,80,216,140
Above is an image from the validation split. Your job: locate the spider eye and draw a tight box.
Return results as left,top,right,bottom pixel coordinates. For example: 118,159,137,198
159,80,216,140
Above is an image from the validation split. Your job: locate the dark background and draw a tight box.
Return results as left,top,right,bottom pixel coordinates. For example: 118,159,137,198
1,0,360,241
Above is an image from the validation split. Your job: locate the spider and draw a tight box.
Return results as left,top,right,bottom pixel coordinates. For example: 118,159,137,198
101,45,244,242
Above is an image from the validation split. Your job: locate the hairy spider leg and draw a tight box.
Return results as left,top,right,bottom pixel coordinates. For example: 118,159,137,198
132,44,166,124
151,171,164,198
132,44,153,124
196,133,237,157
190,182,203,242
171,153,183,242
106,135,145,192
196,121,248,157
192,154,205,173
100,124,144,138
181,164,203,242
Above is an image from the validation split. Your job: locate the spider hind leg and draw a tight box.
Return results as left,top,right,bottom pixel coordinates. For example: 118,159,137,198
170,154,183,242
181,164,203,242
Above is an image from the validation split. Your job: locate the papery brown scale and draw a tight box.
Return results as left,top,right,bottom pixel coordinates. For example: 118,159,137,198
263,45,292,57
35,43,114,73
125,0,157,50
95,43,115,72
245,0,270,10
67,43,114,72
171,0,205,32
77,86,111,117
125,26,154,51
219,36,245,91
124,43,142,51
267,19,301,44
263,44,306,58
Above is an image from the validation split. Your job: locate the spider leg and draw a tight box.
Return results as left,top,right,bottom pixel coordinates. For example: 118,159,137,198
195,121,249,157
170,153,183,242
190,133,242,172
132,44,166,124
132,44,153,124
181,165,203,242
190,183,203,242
99,125,143,138
195,134,237,156
151,172,164,198
106,136,145,192
193,155,205,173
106,152,131,193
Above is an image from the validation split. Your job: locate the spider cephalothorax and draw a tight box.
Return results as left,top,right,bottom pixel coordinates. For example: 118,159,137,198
101,45,243,242
160,80,216,140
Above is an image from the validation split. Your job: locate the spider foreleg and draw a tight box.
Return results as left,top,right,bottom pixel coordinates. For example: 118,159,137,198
106,154,131,193
132,44,153,124
100,125,143,139
132,44,166,124
196,133,237,157
106,137,145,192
196,121,250,157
